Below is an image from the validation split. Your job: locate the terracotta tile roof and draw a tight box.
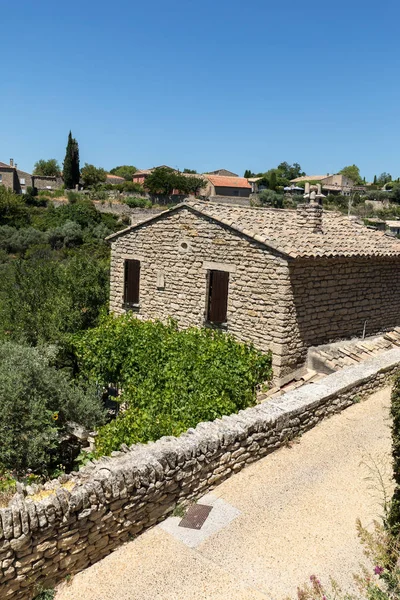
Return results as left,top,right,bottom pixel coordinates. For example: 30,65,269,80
106,173,125,181
204,175,251,189
107,201,400,259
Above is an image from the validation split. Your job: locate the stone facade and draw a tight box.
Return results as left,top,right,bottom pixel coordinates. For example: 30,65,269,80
109,207,290,375
109,205,400,379
1,348,399,599
32,175,63,191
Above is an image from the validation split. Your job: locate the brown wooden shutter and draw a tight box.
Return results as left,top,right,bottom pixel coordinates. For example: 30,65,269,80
124,260,140,304
208,270,229,324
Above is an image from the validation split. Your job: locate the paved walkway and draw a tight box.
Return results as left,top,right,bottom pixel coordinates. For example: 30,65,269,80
56,387,393,600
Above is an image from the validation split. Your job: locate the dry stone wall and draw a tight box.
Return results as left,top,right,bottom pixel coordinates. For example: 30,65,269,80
286,257,400,372
1,349,400,600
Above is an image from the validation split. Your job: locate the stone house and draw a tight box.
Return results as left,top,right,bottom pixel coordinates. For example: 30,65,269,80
290,173,365,195
202,174,251,198
0,159,63,193
107,200,400,381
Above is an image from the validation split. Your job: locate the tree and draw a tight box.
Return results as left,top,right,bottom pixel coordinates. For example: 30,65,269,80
81,163,107,188
339,164,362,185
0,341,105,474
145,167,176,195
109,165,137,181
183,168,197,174
244,169,254,178
33,159,61,177
269,171,277,190
63,131,80,189
277,162,305,181
0,186,30,227
377,172,392,185
145,167,204,196
373,175,377,184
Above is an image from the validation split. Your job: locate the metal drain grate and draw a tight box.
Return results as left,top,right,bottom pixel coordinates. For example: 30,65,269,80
178,504,212,530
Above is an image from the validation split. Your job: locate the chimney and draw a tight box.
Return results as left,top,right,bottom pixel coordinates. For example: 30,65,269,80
15,163,18,170
9,158,14,167
297,186,323,233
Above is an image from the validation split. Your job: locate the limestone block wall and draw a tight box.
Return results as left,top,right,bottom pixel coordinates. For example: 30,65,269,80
286,257,400,371
109,207,291,375
1,349,399,600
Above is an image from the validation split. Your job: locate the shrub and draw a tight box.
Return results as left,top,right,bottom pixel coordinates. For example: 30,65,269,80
0,254,110,344
259,189,283,208
0,186,30,227
389,374,400,532
0,342,105,474
72,315,272,456
123,197,152,209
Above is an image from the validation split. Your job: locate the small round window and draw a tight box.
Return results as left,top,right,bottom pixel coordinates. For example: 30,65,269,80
178,239,190,253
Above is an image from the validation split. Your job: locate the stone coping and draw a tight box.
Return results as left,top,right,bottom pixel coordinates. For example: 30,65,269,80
1,348,400,599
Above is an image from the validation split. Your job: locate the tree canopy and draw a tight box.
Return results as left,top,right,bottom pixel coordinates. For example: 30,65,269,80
81,163,107,188
339,164,362,185
63,131,80,189
33,159,61,177
109,165,137,181
145,167,205,196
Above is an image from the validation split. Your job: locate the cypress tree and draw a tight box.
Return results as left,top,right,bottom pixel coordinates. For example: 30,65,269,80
63,131,80,189
373,174,377,185
269,171,277,190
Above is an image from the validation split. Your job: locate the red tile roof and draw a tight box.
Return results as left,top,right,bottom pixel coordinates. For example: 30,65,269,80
205,175,251,189
106,173,125,181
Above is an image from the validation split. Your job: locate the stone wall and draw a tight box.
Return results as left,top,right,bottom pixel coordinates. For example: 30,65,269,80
0,170,15,192
109,207,290,375
286,257,400,372
110,207,400,378
1,349,400,599
32,176,63,191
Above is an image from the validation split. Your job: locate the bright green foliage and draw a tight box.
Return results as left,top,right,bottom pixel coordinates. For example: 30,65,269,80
339,164,362,185
33,159,61,177
145,167,205,196
122,197,152,208
0,342,105,474
72,314,272,456
109,165,137,180
81,163,107,188
63,131,80,189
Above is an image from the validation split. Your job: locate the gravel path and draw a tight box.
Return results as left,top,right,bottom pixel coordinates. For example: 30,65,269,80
56,386,393,600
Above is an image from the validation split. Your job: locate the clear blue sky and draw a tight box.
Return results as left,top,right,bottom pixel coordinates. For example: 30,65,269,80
1,0,399,180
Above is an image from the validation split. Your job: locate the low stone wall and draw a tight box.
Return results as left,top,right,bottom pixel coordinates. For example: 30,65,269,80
1,349,400,599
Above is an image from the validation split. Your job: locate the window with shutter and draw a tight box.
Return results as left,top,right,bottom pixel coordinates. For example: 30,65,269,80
207,270,229,324
124,259,140,305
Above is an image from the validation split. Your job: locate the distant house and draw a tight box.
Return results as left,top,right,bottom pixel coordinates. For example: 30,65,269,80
106,173,126,185
202,174,251,198
386,221,400,236
290,173,364,195
0,159,63,194
206,169,239,177
107,200,400,381
132,166,175,187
